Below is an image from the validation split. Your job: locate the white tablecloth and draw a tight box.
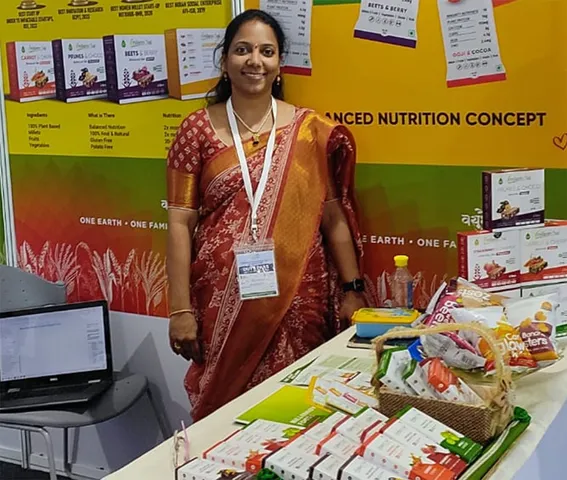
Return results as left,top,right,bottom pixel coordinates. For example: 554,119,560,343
103,327,567,480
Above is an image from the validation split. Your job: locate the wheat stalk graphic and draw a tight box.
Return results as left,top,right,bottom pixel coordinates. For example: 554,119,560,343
135,251,167,315
18,241,38,274
77,242,116,303
48,243,81,297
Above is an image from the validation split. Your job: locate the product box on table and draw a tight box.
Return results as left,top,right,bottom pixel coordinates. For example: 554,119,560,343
482,168,544,231
202,440,272,472
359,432,455,480
316,432,360,460
6,41,56,102
263,448,320,480
309,455,344,480
325,380,377,415
394,406,483,464
520,221,567,286
285,433,319,455
335,407,388,443
339,455,408,480
103,34,168,104
52,39,107,103
378,417,467,476
176,458,255,480
202,421,302,473
303,412,349,443
457,230,520,290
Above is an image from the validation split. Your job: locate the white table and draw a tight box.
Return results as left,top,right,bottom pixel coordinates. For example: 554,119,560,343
103,328,567,480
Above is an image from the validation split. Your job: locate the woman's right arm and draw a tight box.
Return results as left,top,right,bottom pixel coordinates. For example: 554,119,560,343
167,207,203,364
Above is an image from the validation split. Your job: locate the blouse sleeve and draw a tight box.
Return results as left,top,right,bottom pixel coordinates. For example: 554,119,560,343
166,117,202,211
325,128,354,202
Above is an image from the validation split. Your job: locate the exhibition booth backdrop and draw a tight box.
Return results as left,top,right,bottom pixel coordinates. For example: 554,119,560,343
0,0,566,315
0,0,566,476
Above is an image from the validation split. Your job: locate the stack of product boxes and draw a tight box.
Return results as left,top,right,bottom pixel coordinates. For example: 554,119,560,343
6,31,220,104
458,168,567,337
176,408,484,480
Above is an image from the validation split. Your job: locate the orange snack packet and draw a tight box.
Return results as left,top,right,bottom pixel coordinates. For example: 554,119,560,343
505,294,560,367
452,307,537,374
424,358,483,405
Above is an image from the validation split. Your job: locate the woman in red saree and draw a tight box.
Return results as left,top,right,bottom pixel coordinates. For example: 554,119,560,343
167,10,367,422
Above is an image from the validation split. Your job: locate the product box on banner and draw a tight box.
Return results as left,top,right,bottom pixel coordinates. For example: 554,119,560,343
6,41,56,102
482,168,545,231
458,230,520,290
520,221,567,286
53,39,107,103
165,28,223,101
103,34,168,104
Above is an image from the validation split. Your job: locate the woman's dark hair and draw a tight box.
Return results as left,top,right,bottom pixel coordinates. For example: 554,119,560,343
206,9,286,105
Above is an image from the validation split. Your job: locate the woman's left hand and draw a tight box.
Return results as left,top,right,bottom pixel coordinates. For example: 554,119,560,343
339,291,367,329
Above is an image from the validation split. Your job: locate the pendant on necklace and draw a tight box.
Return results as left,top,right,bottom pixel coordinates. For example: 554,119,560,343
252,134,260,146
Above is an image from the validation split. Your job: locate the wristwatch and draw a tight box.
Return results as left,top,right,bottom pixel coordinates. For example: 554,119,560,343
342,278,365,293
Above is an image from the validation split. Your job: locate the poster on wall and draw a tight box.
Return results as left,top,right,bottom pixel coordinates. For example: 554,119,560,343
246,0,566,308
0,0,233,316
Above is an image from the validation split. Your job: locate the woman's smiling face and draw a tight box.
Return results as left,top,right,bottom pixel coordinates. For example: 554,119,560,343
223,20,281,98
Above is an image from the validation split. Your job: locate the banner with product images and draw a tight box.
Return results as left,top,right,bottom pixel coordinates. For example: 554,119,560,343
0,0,232,316
244,0,567,307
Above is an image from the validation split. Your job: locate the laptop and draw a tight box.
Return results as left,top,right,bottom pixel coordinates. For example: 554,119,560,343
0,300,114,413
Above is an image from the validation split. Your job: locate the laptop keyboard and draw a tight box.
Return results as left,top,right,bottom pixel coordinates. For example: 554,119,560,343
5,384,89,400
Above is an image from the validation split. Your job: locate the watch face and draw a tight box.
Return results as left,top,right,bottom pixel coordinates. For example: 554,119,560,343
352,279,365,292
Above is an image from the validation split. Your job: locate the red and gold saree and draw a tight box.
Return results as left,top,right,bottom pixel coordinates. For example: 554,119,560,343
167,107,363,421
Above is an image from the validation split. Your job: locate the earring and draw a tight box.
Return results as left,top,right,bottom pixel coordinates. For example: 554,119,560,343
223,72,229,82
276,75,281,86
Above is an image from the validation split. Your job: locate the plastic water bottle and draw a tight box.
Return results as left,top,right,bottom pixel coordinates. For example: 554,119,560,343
391,255,414,309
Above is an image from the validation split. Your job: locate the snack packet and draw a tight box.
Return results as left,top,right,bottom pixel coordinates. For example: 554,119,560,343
505,294,560,367
403,359,439,400
420,333,485,371
421,279,509,371
453,278,509,308
375,348,415,395
452,307,537,374
423,358,483,406
425,279,508,327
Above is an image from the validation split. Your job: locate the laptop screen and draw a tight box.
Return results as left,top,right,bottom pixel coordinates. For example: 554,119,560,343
0,303,108,382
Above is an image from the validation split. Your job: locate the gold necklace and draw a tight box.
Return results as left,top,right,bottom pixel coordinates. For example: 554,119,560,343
233,104,273,146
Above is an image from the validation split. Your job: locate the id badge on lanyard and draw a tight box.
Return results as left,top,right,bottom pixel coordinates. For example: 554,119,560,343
227,97,280,301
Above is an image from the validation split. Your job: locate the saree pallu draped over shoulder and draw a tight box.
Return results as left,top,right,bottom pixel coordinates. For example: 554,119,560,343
166,107,363,421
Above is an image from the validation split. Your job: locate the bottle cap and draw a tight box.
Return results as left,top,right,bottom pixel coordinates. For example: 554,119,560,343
394,255,409,268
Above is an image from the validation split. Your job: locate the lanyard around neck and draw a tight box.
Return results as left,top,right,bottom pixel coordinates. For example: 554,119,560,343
226,96,278,241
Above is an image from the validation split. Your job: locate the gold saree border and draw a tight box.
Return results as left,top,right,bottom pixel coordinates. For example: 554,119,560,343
167,169,199,210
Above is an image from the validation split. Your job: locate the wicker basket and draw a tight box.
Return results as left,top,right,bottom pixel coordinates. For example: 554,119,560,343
373,322,514,444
